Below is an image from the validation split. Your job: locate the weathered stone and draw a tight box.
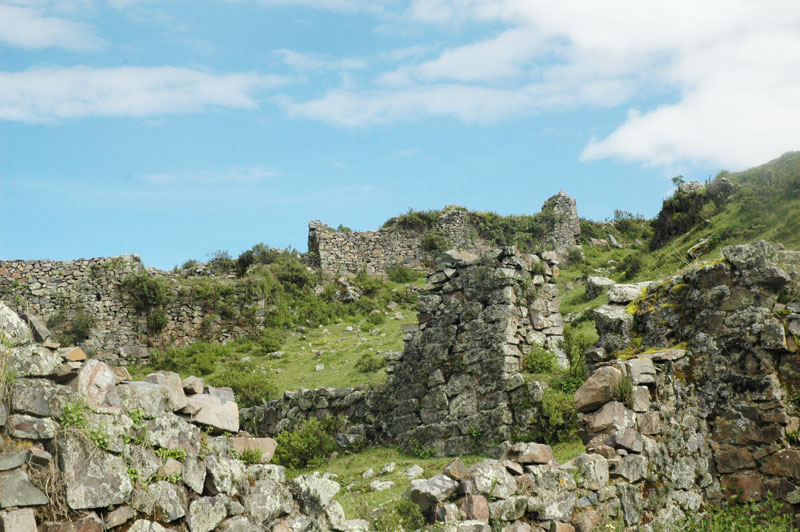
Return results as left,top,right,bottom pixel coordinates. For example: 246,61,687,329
574,367,623,413
7,344,62,378
760,449,800,480
409,474,460,512
617,484,644,526
145,371,188,411
586,277,615,300
489,496,527,521
12,378,76,417
0,450,29,471
715,448,756,473
182,393,239,433
325,501,347,531
722,472,762,501
723,241,790,286
0,302,32,345
183,456,207,494
127,519,169,532
539,492,575,521
0,470,48,507
60,433,132,510
217,517,256,532
187,496,228,532
503,442,555,465
607,283,648,304
182,375,204,395
625,358,656,384
105,505,136,529
29,447,52,467
148,481,187,522
158,457,182,478
574,453,609,491
39,512,104,532
204,455,246,496
68,359,120,408
550,523,575,532
229,436,277,463
443,457,471,480
405,464,425,479
117,381,171,418
613,454,648,482
582,401,635,437
470,460,518,499
613,428,644,453
144,412,201,455
60,347,87,361
459,494,490,523
1,508,37,532
637,411,660,435
7,414,58,440
631,386,649,412
289,474,340,515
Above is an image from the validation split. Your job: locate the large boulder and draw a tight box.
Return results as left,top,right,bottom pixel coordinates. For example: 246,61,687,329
607,283,649,304
469,460,518,500
145,371,188,411
6,344,62,378
409,474,459,513
723,240,791,286
182,394,239,433
574,366,624,413
0,302,32,345
289,475,341,515
59,433,132,510
585,277,615,300
68,359,121,409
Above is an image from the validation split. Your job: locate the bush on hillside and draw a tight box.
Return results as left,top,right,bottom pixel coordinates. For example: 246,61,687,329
273,416,342,470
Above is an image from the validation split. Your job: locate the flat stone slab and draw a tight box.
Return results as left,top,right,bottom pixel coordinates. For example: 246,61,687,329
60,433,132,510
0,470,49,507
0,451,29,471
230,437,277,463
182,394,239,433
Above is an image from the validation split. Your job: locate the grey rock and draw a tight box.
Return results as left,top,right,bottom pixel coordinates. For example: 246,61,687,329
182,375,204,395
325,501,347,531
369,480,395,491
60,432,132,510
105,505,136,529
183,456,207,494
289,474,341,515
145,371,189,411
124,445,161,482
539,492,575,521
574,454,609,491
117,381,171,418
409,473,459,512
128,520,170,532
723,240,790,286
11,378,76,417
585,277,615,300
205,455,246,496
613,454,648,482
218,517,257,532
0,302,32,345
617,483,644,526
148,480,187,522
0,470,49,507
631,386,650,412
0,450,29,471
607,283,648,304
68,359,120,408
488,496,527,521
574,366,623,413
7,414,58,440
503,442,555,465
243,476,293,523
607,234,622,248
0,508,37,532
187,495,228,532
625,358,656,385
144,412,201,455
582,401,635,436
182,393,239,433
404,464,424,479
6,344,62,378
470,460,518,499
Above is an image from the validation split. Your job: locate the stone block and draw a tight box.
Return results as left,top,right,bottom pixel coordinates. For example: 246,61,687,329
1,508,37,532
574,367,623,413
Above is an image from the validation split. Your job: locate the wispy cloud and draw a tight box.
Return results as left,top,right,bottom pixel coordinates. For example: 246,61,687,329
0,3,102,50
0,66,292,122
277,49,367,72
277,0,800,169
140,166,280,185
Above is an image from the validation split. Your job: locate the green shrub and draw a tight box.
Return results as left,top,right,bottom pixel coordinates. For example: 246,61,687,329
383,208,441,231
387,264,424,283
149,341,226,376
121,273,169,312
524,345,559,374
59,398,87,428
620,253,643,280
420,231,450,254
613,375,634,408
47,306,96,346
147,308,168,333
354,352,386,373
372,499,425,532
238,448,264,464
206,362,275,407
273,417,342,470
235,249,255,277
366,312,386,326
208,250,235,273
534,387,578,444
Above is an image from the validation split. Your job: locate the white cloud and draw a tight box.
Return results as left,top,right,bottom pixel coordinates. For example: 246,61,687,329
278,50,367,72
0,66,291,122
141,166,280,185
282,0,800,169
0,3,101,50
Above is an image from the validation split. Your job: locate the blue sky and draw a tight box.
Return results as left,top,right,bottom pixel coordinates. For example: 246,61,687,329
2,0,799,269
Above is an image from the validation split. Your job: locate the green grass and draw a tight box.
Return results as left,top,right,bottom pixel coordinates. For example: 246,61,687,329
288,446,485,518
551,438,585,464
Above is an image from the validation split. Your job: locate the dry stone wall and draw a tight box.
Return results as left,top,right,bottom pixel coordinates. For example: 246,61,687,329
308,192,581,278
0,302,362,532
0,256,263,364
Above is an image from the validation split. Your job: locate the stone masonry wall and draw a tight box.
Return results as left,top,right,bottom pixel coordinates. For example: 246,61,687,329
0,256,263,364
308,192,581,278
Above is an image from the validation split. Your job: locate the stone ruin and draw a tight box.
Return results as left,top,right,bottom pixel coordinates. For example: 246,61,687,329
242,247,567,457
243,240,800,531
307,192,581,278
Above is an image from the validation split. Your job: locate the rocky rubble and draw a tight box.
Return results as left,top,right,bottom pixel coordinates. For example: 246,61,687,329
0,302,354,532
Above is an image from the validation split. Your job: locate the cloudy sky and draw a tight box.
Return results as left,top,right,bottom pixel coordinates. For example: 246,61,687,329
2,0,799,268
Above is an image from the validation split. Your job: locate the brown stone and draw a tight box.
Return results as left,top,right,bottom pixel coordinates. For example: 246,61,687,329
760,449,800,480
112,367,132,382
62,347,87,361
459,494,490,523
104,505,136,529
39,513,103,532
637,412,660,435
1,508,37,532
503,442,556,465
550,523,575,532
721,472,762,501
229,437,277,463
715,448,756,473
574,367,623,413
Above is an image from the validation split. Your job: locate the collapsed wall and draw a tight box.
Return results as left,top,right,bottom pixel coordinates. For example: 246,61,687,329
243,247,567,457
0,302,359,532
0,257,265,364
308,192,581,278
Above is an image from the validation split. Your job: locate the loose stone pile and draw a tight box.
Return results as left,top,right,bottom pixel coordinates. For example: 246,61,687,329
0,302,363,532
